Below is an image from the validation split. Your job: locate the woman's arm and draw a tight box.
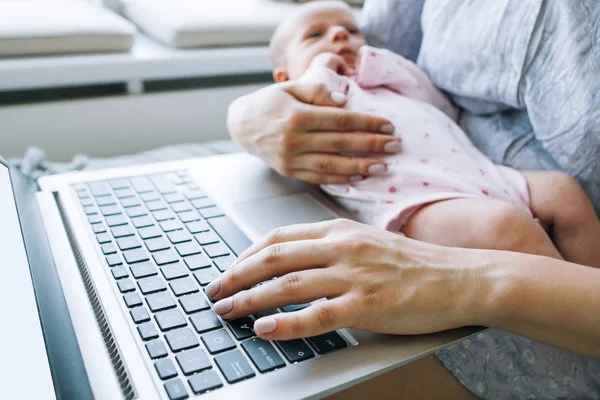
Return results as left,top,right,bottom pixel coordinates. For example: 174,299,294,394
206,219,600,358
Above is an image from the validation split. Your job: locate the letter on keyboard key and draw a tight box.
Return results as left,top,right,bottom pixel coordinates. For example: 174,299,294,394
123,292,142,308
155,309,187,331
201,329,236,354
227,317,255,340
188,370,223,394
138,276,167,294
165,328,199,352
138,322,159,341
164,379,188,400
146,339,168,359
146,292,176,312
241,338,286,373
190,310,222,333
179,293,209,314
130,307,150,324
117,278,135,293
175,348,211,375
155,359,178,380
306,331,347,354
275,339,315,363
215,350,255,383
169,277,199,296
193,267,220,286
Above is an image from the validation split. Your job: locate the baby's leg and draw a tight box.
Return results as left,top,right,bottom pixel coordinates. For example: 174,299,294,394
521,171,600,268
403,198,562,259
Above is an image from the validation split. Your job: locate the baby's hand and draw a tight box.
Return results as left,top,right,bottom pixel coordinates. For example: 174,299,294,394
310,52,354,77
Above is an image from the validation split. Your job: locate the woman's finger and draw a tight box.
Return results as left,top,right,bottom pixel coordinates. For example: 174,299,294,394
289,169,364,184
297,132,402,155
300,106,395,134
281,81,349,107
209,238,335,300
213,269,346,320
253,298,352,340
291,153,388,177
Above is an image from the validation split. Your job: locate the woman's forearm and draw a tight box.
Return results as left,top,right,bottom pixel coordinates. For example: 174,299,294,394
472,251,600,357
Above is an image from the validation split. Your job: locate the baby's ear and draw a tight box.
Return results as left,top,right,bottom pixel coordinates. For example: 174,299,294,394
273,68,289,83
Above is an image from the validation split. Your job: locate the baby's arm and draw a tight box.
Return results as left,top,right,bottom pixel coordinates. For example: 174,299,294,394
355,46,459,121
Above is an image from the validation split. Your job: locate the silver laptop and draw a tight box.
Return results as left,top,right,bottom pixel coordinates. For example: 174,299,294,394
1,152,479,400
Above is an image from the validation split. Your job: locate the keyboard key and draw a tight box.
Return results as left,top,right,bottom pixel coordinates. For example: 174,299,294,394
138,276,167,294
145,237,171,252
171,201,193,213
241,338,285,373
120,196,141,208
170,277,199,296
188,370,223,395
146,339,168,359
111,266,129,280
154,210,176,222
123,292,143,308
208,216,252,256
110,179,130,190
202,329,236,354
164,379,188,400
165,193,185,203
100,205,121,216
88,214,102,224
139,225,162,240
123,248,150,264
306,331,347,354
125,205,147,218
190,310,222,333
193,267,220,286
146,292,176,312
227,317,255,340
117,236,141,251
153,249,179,265
147,200,168,212
117,279,136,293
96,232,112,244
92,223,107,234
89,182,111,197
105,214,128,227
185,220,210,234
130,307,150,324
131,215,154,229
114,188,136,199
275,339,315,363
130,261,158,278
175,241,202,257
165,327,199,352
179,294,209,314
203,242,230,258
105,254,123,267
167,230,191,244
97,196,117,207
199,206,225,219
190,197,214,209
160,262,189,280
215,350,255,383
194,231,220,245
80,198,93,207
178,210,201,223
281,303,310,313
184,189,207,201
176,348,211,375
155,359,178,380
83,205,98,216
138,322,159,341
131,176,154,193
184,253,212,270
155,309,187,331
150,175,178,194
140,191,161,202
111,224,135,238
213,255,236,273
253,309,279,319
160,219,184,232
101,243,117,255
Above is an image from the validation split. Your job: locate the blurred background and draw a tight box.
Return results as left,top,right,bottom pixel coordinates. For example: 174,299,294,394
0,0,363,162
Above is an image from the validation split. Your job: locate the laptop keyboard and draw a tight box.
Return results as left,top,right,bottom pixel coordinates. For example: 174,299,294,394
73,171,347,399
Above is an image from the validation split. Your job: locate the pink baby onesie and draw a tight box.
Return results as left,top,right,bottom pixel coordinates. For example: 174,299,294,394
301,46,532,231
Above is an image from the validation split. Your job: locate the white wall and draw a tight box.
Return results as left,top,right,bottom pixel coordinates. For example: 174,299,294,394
0,83,266,161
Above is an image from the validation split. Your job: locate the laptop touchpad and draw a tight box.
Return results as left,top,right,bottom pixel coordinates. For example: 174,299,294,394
235,193,339,236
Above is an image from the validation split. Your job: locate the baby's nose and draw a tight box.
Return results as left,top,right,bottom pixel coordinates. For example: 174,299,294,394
329,26,349,42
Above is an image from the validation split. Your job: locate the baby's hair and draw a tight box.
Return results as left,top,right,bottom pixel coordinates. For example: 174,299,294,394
269,0,353,68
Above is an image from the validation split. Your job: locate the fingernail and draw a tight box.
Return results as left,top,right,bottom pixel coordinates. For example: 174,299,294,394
254,318,277,335
350,175,363,182
367,164,386,175
384,141,402,153
205,280,220,298
380,124,395,134
330,91,347,104
213,297,234,315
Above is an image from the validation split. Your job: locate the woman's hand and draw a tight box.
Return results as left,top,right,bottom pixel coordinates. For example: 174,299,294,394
226,82,402,185
310,52,355,76
206,219,485,340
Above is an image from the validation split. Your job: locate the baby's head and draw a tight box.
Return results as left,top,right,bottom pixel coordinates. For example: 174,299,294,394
270,0,366,82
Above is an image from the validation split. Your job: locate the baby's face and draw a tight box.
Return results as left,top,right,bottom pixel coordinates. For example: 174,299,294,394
281,2,366,80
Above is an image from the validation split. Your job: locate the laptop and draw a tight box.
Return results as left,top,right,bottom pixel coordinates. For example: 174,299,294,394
1,152,479,400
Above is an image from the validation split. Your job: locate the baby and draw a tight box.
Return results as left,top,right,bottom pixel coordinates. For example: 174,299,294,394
269,0,600,267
